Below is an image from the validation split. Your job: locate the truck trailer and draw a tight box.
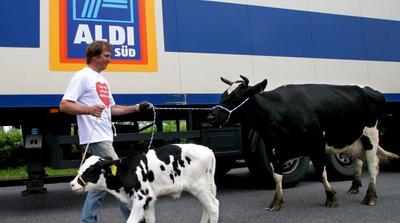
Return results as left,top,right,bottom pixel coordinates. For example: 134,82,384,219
1,0,399,193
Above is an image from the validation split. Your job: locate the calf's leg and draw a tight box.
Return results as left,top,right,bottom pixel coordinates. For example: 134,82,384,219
127,195,154,223
189,180,219,223
144,201,156,223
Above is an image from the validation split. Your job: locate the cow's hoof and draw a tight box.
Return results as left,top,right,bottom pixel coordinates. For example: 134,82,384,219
347,187,360,194
265,200,283,212
325,199,339,208
362,196,377,206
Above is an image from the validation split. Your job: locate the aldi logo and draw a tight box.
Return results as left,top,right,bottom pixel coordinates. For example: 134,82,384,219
50,0,157,72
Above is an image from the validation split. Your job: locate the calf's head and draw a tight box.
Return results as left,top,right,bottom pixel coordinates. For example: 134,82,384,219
70,156,119,192
207,75,268,126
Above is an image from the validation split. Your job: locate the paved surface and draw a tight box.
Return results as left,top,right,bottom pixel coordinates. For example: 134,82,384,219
1,161,399,223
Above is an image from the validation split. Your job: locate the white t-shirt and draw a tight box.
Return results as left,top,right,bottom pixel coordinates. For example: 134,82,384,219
62,67,116,144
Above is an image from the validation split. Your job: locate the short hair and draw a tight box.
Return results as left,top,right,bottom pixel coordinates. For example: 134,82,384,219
85,40,112,64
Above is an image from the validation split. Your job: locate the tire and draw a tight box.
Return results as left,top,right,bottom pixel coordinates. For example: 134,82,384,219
214,157,236,185
325,153,354,180
247,131,310,187
215,157,235,177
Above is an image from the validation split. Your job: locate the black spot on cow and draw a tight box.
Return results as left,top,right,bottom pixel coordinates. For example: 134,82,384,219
138,194,143,200
127,190,134,198
80,163,102,186
160,165,165,171
172,159,181,176
144,197,153,210
178,159,185,168
140,189,149,195
185,156,191,165
137,156,155,183
361,135,373,150
154,144,182,165
147,170,154,182
170,174,175,183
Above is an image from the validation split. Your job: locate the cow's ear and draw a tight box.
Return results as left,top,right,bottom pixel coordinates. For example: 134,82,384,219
249,79,268,94
220,77,233,85
240,75,249,86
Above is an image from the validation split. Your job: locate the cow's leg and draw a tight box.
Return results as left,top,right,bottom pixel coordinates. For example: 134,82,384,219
266,170,284,211
361,127,380,206
321,166,338,207
312,156,338,208
348,158,363,194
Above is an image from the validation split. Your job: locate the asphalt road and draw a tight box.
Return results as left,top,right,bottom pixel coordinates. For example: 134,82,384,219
1,161,399,223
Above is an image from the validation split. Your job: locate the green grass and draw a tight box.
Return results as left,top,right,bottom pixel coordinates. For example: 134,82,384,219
0,167,78,181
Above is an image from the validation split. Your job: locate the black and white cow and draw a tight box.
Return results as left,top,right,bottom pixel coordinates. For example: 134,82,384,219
207,75,399,211
70,144,219,223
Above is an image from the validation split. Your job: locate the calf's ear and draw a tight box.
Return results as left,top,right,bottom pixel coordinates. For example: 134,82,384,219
249,79,268,94
100,160,121,176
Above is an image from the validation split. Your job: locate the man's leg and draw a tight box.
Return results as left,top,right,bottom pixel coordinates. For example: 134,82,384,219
89,141,131,219
80,189,107,223
117,199,132,219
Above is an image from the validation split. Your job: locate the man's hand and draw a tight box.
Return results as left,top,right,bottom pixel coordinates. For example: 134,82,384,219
88,104,104,117
138,101,153,112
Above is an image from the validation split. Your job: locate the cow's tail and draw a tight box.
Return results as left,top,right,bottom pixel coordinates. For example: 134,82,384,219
377,145,400,160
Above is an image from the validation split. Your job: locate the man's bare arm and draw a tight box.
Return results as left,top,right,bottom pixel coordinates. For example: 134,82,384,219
59,99,104,117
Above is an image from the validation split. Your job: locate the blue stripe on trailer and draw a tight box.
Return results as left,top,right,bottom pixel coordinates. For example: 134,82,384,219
0,94,221,108
0,0,40,48
0,93,399,108
162,0,400,62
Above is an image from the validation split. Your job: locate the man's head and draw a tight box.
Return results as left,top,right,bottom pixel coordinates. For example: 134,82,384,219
86,40,112,72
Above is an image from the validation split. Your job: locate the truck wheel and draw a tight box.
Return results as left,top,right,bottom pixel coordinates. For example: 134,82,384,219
247,131,309,187
216,157,235,177
325,153,354,180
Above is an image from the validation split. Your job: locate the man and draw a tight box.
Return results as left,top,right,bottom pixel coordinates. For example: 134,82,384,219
60,40,150,222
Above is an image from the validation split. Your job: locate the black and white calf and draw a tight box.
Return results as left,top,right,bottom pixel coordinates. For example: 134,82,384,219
70,144,219,223
208,76,399,211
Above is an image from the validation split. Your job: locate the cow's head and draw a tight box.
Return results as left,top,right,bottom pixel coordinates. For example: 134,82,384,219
70,156,120,192
207,75,268,126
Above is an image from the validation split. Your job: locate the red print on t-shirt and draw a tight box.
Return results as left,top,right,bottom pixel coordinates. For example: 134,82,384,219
96,82,110,107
